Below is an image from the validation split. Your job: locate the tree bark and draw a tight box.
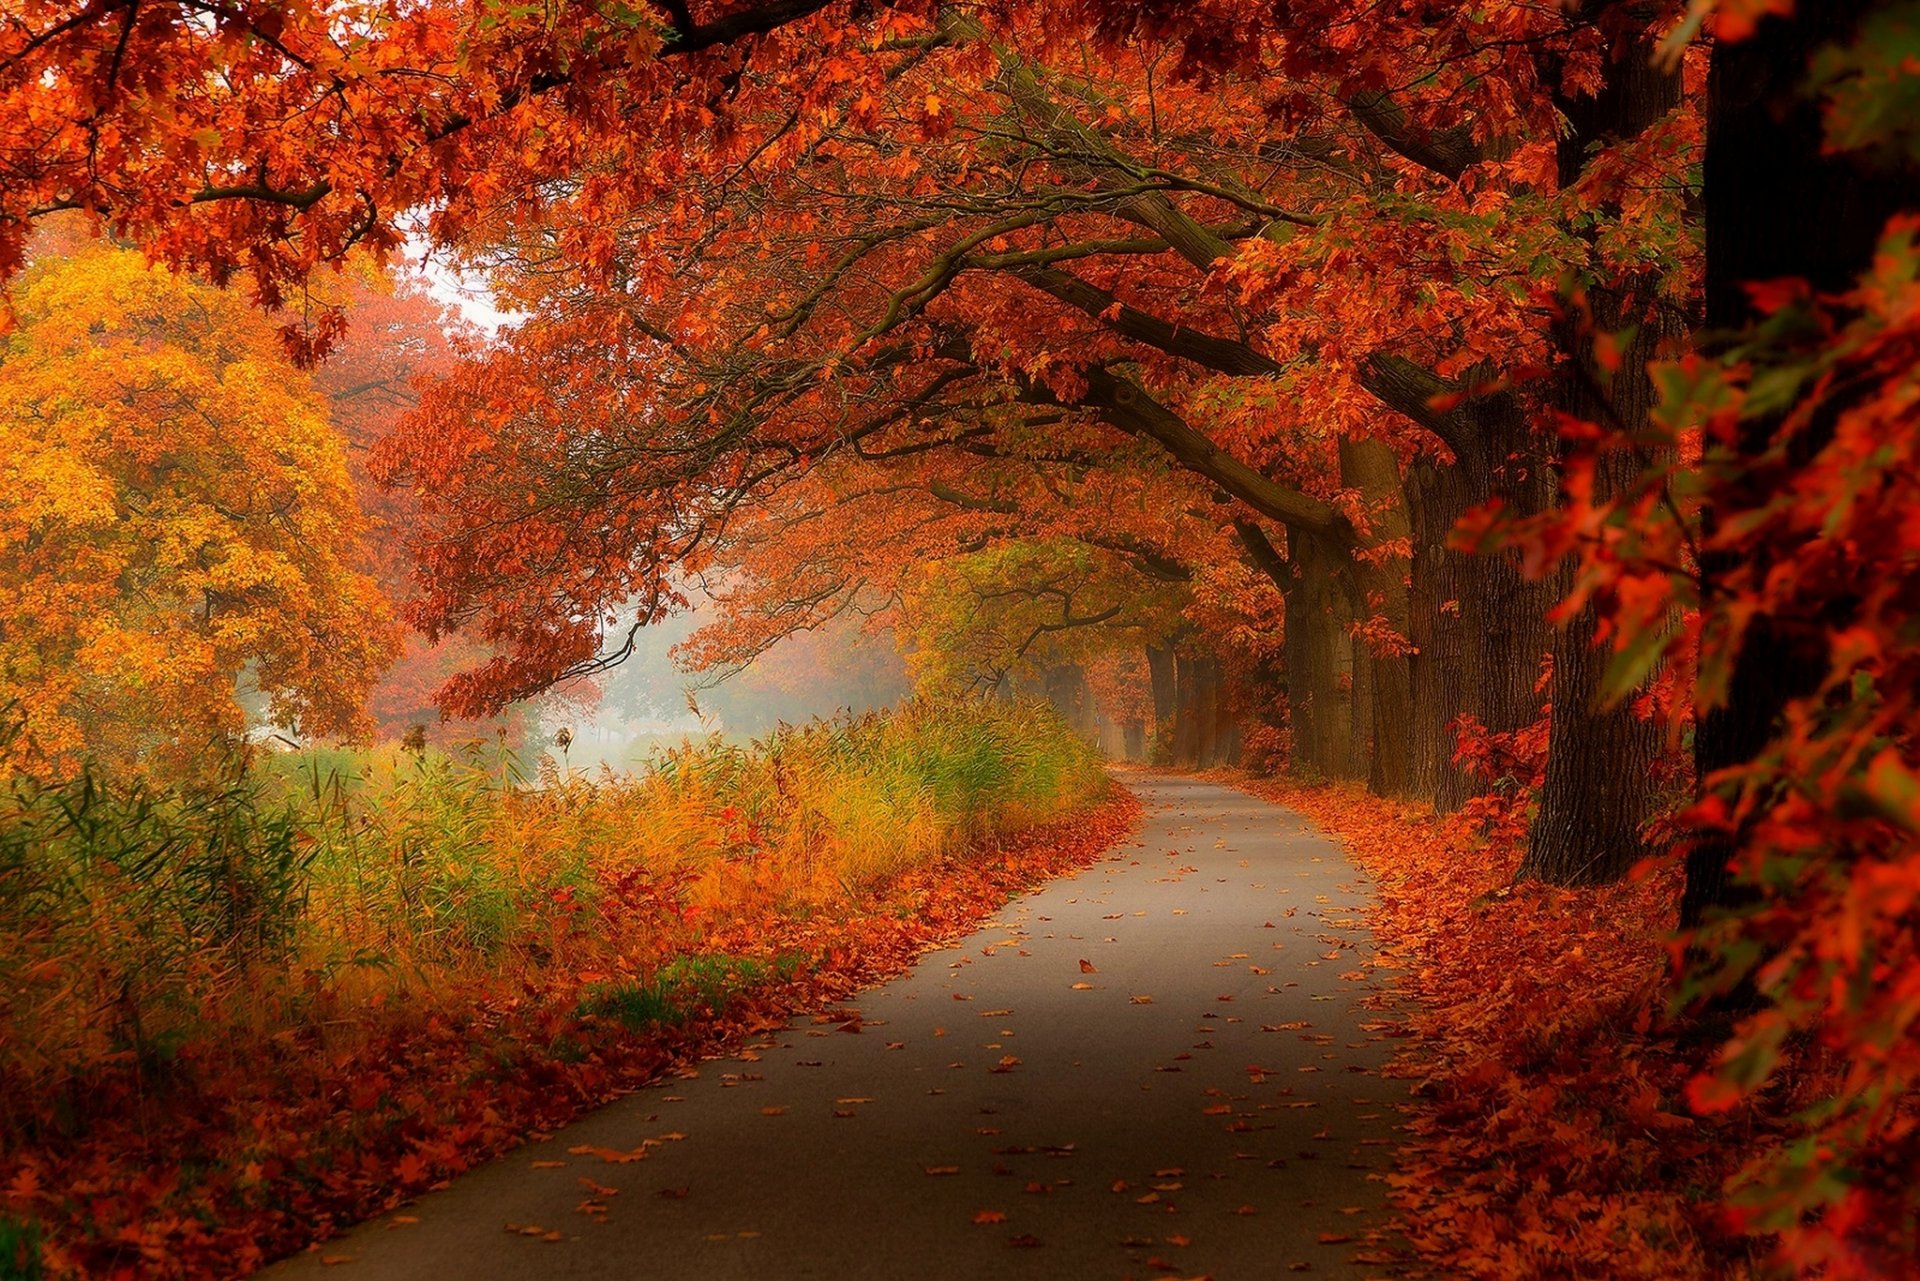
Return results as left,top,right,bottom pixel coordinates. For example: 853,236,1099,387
1522,30,1679,885
1285,531,1358,780
1404,456,1478,810
1339,436,1415,796
1147,643,1177,762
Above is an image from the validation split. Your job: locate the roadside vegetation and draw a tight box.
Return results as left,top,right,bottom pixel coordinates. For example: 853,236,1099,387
0,701,1119,1278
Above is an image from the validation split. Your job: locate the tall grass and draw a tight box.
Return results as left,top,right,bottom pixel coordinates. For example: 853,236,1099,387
0,699,1106,1140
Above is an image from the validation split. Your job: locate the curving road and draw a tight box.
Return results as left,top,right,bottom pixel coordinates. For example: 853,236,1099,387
267,773,1404,1280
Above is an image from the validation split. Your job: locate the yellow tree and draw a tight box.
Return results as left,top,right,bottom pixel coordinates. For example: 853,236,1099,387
0,244,398,778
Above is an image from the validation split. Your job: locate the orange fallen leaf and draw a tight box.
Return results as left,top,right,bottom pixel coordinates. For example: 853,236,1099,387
568,1144,646,1164
1316,1232,1352,1244
925,1165,961,1175
760,1106,787,1116
1071,982,1094,990
972,1209,1007,1225
1078,959,1098,973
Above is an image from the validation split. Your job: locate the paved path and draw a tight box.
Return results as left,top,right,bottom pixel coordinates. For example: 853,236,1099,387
269,773,1403,1280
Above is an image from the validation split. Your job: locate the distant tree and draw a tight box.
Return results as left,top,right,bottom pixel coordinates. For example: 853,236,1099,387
0,245,397,777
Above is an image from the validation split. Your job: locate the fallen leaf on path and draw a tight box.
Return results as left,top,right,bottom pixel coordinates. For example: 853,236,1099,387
760,1106,787,1116
1130,995,1154,1004
1316,1232,1352,1244
972,1210,1007,1225
529,1160,567,1170
925,1165,961,1176
1079,959,1098,973
567,1144,646,1164
1071,982,1094,990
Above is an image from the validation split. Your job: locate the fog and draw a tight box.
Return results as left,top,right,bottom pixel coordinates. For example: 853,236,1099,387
541,601,909,772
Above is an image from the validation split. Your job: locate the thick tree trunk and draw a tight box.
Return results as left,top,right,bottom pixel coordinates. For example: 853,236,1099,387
1147,643,1177,762
1285,532,1356,780
1461,388,1554,741
1213,692,1241,768
1346,634,1375,784
1522,30,1679,886
1405,457,1478,810
1684,0,1917,924
1164,651,1237,769
1042,664,1099,743
1194,654,1220,768
1172,653,1201,767
1339,437,1414,796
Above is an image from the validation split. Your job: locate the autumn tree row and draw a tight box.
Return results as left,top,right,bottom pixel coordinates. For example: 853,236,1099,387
8,0,1920,1263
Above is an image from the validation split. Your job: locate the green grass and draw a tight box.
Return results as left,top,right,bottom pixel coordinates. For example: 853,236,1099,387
2,698,1106,1111
576,954,803,1030
0,1216,42,1281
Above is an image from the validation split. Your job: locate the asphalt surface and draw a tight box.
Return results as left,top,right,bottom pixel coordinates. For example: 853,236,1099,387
265,772,1404,1280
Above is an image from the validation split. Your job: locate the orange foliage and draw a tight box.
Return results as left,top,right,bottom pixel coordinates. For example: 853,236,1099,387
0,245,396,777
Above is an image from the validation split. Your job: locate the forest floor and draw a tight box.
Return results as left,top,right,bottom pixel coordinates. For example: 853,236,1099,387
265,773,1406,1280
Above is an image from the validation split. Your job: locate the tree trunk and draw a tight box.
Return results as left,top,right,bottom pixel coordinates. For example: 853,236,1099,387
1172,653,1201,767
1522,29,1679,886
1285,532,1356,780
1405,457,1478,810
1194,653,1220,768
1147,643,1177,763
1347,633,1374,784
1684,0,1917,924
1339,436,1414,796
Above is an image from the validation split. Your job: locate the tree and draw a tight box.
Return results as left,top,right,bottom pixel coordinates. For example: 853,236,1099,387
359,3,1699,837
307,267,547,743
0,242,397,777
8,0,1703,852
